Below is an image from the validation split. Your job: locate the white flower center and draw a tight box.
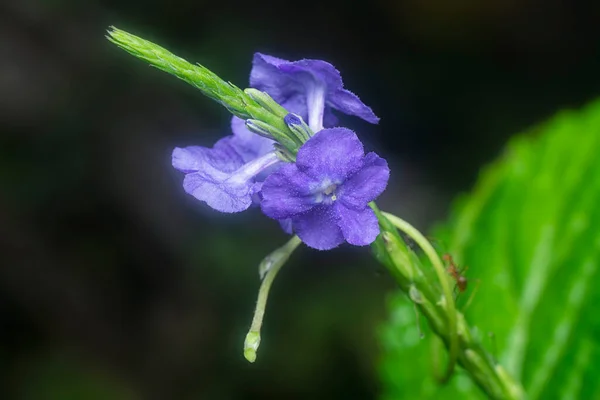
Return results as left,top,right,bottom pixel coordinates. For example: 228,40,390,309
312,181,337,204
323,183,337,201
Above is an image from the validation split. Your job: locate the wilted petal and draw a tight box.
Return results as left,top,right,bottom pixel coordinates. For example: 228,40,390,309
335,203,380,246
338,152,389,209
260,164,317,219
296,128,364,181
293,205,344,250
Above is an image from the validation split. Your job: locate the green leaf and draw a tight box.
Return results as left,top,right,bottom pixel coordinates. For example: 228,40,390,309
380,99,600,399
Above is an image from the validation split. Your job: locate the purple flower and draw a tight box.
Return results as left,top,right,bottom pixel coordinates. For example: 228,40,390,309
172,129,280,213
260,128,389,250
251,53,379,133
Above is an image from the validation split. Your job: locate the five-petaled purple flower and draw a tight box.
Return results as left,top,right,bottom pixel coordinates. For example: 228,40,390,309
260,128,389,250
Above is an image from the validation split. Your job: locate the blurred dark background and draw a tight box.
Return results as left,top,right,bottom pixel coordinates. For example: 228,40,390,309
1,0,599,398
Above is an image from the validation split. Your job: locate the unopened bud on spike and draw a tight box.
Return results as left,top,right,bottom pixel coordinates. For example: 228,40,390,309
245,119,279,139
244,88,289,118
246,119,301,154
273,143,296,163
284,113,312,141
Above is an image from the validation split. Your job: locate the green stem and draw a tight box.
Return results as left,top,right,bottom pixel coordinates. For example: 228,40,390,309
244,235,302,362
106,27,303,155
371,204,524,399
380,211,458,382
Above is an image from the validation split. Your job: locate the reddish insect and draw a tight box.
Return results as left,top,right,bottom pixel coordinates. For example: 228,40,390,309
443,253,468,293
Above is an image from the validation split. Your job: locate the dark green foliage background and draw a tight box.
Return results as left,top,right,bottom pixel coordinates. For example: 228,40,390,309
1,0,600,398
381,101,600,399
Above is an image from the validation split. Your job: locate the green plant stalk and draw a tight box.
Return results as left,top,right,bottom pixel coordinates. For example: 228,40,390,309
381,210,458,382
244,235,302,362
370,203,524,399
106,27,300,155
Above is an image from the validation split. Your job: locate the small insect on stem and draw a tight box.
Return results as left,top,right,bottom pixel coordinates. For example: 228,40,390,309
442,253,468,293
442,253,481,310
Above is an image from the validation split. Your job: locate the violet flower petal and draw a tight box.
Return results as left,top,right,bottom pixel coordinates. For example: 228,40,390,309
292,205,345,250
250,53,379,130
172,136,243,174
182,151,280,213
296,128,364,181
338,152,390,209
327,88,379,125
335,203,380,246
172,146,209,173
258,127,388,249
278,218,293,234
183,170,253,213
260,163,317,220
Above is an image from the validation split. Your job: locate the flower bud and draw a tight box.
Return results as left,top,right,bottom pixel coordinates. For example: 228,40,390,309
244,88,288,118
284,113,312,142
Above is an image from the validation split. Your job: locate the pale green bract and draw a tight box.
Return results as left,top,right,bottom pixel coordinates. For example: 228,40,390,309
380,100,600,399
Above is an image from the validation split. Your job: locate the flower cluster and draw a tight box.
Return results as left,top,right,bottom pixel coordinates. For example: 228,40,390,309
172,53,389,249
